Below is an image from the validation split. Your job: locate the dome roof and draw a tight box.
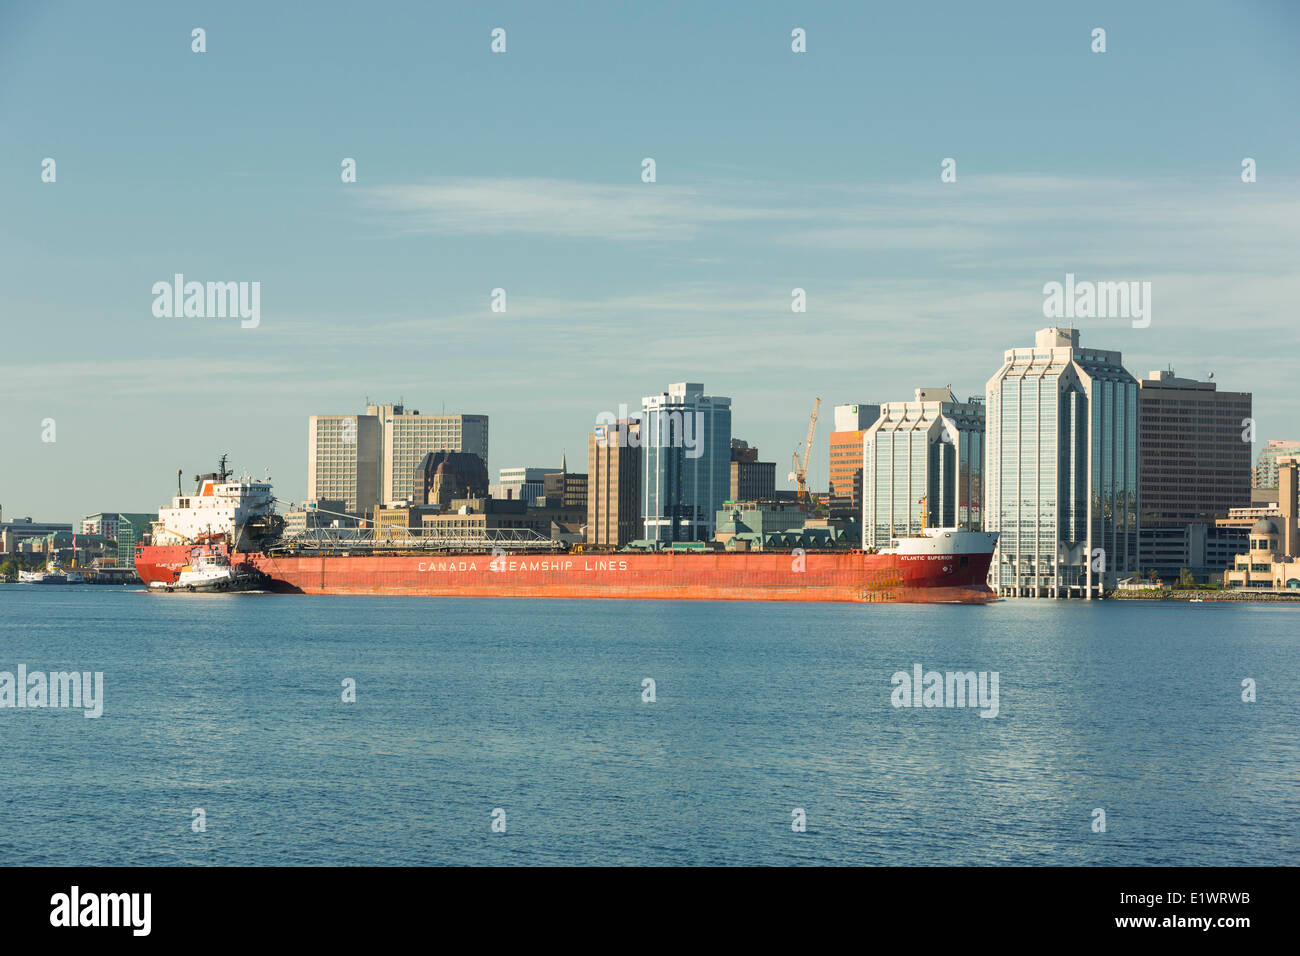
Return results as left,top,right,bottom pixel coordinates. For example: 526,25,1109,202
1251,518,1279,535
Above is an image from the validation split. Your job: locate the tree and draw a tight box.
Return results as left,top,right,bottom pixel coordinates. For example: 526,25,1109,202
1179,567,1196,589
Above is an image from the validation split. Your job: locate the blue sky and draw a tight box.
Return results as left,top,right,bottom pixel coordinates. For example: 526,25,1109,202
2,0,1298,521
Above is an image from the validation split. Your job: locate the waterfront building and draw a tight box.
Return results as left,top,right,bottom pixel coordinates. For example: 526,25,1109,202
729,440,776,502
0,515,73,552
588,420,642,548
307,413,380,515
862,387,984,549
420,497,534,543
81,513,121,539
985,328,1138,597
1138,369,1251,525
1136,369,1252,582
640,382,732,543
114,513,157,568
1223,457,1299,588
283,500,360,536
418,496,581,544
713,500,808,543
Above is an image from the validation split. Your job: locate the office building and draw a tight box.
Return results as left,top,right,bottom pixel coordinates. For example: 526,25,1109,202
641,382,731,543
368,404,489,506
588,419,642,548
828,403,881,519
1138,369,1251,525
493,466,557,505
544,454,588,510
985,328,1138,597
729,440,776,502
115,513,157,568
308,413,380,515
1136,369,1252,581
863,387,984,548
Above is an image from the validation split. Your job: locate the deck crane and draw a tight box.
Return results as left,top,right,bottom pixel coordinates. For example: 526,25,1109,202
788,397,821,511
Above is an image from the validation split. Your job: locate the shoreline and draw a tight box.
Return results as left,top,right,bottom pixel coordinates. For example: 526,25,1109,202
1105,588,1300,602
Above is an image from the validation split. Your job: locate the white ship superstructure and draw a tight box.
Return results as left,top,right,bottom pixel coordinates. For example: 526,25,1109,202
885,528,999,557
151,457,279,551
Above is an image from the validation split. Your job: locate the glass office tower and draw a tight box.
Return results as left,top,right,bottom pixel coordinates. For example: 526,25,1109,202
641,382,732,543
985,328,1139,597
862,387,984,548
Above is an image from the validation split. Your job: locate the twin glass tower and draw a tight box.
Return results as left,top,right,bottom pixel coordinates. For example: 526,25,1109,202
863,328,1139,597
985,328,1139,597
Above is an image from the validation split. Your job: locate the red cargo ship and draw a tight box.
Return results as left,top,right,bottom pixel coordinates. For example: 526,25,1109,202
134,463,997,604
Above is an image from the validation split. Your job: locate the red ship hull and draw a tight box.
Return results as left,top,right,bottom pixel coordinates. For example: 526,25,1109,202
136,544,996,604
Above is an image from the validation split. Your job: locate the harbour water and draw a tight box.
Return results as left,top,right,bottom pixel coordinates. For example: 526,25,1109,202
0,586,1296,866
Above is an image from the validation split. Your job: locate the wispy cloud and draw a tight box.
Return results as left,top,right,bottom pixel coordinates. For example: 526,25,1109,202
361,177,795,241
358,173,1300,276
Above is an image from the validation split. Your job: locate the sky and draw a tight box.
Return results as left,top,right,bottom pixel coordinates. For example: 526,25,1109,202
2,0,1299,523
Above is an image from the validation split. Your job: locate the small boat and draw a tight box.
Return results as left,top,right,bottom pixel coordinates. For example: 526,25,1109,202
17,561,82,584
19,570,64,584
147,551,268,594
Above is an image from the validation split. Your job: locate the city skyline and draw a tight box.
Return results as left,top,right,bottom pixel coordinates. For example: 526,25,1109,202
1,342,1295,526
3,1,1298,520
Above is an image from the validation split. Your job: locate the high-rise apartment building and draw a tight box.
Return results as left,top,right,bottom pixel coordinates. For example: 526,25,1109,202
640,382,731,543
828,403,881,519
588,419,642,547
862,388,983,548
308,413,380,515
1254,440,1300,490
986,328,1138,597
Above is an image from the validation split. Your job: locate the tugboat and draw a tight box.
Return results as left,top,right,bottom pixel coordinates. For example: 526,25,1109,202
147,549,268,594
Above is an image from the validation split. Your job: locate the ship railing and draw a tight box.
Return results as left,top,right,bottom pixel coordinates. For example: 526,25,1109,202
265,526,565,554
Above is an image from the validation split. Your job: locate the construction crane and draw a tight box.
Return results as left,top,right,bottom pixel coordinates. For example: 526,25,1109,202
788,397,821,511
